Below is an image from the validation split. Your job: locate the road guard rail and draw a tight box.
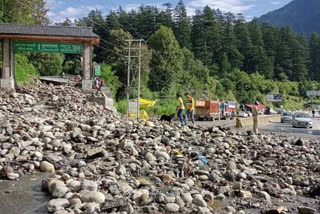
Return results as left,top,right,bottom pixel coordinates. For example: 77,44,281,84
236,115,281,128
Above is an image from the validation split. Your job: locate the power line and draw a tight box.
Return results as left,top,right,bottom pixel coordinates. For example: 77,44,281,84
64,1,176,90
95,0,169,69
72,0,169,71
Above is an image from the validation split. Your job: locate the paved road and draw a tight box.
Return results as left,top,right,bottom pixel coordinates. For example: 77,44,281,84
196,119,236,128
259,118,320,139
197,116,320,139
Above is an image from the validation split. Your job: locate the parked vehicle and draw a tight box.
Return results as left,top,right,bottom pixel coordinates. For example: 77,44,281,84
195,100,237,120
245,111,253,117
277,109,285,114
265,107,277,115
281,112,292,123
221,101,237,119
195,100,220,121
292,112,312,128
238,111,249,118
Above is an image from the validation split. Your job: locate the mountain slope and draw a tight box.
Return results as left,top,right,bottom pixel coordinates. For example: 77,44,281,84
259,0,320,34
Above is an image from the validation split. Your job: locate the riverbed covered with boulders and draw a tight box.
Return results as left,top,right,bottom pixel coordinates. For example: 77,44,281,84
0,84,319,214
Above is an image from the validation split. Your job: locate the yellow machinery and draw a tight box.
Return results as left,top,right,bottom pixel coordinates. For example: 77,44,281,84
129,98,156,121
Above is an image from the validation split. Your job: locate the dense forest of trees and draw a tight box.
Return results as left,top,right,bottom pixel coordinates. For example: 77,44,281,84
73,1,320,108
1,0,320,110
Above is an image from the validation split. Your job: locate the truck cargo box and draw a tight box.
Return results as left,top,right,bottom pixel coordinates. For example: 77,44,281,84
195,100,220,121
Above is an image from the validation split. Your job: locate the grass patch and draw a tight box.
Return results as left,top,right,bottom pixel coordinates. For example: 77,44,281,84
15,54,39,85
142,99,176,117
116,99,127,115
116,98,177,117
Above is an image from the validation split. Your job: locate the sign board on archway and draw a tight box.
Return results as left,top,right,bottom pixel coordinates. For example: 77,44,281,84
14,41,82,54
0,23,100,90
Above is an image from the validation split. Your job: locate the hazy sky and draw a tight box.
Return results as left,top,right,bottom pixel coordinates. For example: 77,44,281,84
46,0,292,23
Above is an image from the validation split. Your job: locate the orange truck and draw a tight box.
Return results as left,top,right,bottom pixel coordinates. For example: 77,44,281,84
195,100,237,121
195,100,220,121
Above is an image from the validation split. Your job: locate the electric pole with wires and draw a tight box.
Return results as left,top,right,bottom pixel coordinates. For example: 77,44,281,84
125,39,144,119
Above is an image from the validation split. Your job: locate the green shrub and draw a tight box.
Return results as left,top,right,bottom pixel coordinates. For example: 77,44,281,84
142,99,177,117
27,53,64,76
283,96,304,110
15,54,39,85
116,99,127,114
100,63,121,98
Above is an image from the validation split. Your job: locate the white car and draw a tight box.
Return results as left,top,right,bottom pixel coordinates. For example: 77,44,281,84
245,111,253,117
281,112,292,123
292,113,312,128
238,111,248,118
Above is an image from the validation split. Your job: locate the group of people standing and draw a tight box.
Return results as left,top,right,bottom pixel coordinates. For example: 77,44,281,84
94,76,106,89
176,93,195,126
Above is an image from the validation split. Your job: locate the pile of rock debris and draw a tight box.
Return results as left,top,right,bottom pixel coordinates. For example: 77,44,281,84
0,84,319,214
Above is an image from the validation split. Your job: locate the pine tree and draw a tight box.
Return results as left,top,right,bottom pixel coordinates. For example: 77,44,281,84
180,48,209,90
220,15,243,70
234,20,253,72
105,11,121,31
117,7,136,37
274,27,292,80
174,0,191,49
78,10,112,63
219,53,231,77
136,6,159,39
191,6,221,68
148,26,183,92
56,18,74,26
309,33,320,81
157,3,174,29
248,19,274,78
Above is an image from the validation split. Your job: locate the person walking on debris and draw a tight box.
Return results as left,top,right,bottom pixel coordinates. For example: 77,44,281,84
185,92,195,125
252,101,259,134
176,93,186,126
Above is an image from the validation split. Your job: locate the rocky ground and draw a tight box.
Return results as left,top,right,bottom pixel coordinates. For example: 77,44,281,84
0,84,319,214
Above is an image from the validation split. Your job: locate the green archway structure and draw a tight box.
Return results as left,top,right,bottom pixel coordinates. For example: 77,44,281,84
0,23,100,91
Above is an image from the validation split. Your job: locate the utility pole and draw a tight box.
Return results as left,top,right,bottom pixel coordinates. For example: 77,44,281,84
125,39,144,119
137,39,142,120
126,41,131,116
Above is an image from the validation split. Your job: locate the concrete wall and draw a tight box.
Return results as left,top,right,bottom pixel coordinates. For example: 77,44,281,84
236,115,281,128
87,87,117,112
